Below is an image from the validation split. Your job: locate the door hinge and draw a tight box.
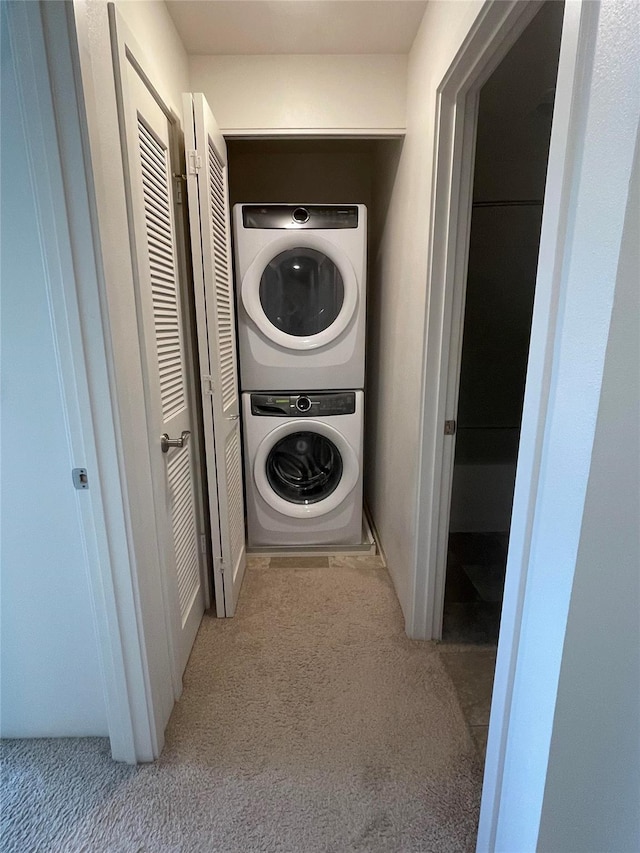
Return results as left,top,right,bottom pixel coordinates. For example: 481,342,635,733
202,375,214,396
174,177,183,204
187,150,202,175
444,419,456,436
200,534,207,555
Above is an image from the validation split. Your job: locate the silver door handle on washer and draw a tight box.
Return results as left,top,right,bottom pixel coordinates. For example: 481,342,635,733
160,430,191,453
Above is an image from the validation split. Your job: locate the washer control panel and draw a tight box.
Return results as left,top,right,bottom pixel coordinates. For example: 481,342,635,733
251,392,356,417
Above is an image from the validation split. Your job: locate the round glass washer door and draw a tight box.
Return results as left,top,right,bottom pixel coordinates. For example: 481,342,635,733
254,421,359,518
241,233,358,351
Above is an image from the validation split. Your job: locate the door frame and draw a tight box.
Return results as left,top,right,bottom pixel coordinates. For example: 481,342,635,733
412,0,639,848
410,0,545,643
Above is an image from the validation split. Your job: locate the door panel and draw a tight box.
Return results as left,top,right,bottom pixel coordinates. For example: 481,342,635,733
113,32,205,680
184,93,246,617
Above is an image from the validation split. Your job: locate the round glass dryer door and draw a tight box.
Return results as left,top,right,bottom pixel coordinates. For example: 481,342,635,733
241,234,358,350
266,430,343,504
260,249,344,338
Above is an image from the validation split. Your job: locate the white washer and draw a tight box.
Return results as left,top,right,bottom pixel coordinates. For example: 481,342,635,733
234,204,367,391
243,390,364,547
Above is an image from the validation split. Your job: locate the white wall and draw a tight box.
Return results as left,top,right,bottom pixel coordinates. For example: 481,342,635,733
0,5,107,737
227,140,375,208
483,1,640,846
117,0,189,120
189,54,407,133
537,134,639,853
367,1,483,620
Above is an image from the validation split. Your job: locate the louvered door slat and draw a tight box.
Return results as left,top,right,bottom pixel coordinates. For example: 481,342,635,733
142,179,171,211
167,444,199,622
149,241,174,259
144,200,172,228
146,224,173,248
139,146,170,192
224,430,245,572
139,135,165,169
208,141,237,413
138,116,186,423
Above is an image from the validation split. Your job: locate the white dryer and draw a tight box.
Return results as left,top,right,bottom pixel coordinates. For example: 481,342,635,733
243,390,364,547
233,204,367,391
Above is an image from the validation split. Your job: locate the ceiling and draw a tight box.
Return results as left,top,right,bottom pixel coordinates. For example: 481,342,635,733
164,1,428,55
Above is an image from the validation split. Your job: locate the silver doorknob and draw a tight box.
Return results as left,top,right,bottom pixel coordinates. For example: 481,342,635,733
161,430,191,453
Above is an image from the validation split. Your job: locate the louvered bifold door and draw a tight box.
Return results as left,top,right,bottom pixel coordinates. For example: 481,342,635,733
183,93,246,617
115,48,206,681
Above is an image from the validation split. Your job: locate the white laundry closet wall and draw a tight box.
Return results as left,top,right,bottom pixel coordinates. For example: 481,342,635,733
190,56,407,135
366,1,484,622
227,140,376,210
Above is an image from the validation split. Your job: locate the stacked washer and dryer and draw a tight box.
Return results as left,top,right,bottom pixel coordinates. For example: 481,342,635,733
233,204,367,547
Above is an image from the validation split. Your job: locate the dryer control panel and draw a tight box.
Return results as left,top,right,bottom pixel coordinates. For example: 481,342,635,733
251,392,356,417
243,205,358,229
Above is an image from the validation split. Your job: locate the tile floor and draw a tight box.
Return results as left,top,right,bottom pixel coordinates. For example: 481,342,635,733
439,533,503,758
437,645,497,760
442,532,507,644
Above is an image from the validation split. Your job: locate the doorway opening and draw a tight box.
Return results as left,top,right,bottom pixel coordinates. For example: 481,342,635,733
442,2,564,644
438,0,565,750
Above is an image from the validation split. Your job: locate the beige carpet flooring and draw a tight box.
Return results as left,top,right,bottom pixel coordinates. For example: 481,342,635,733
1,557,483,852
